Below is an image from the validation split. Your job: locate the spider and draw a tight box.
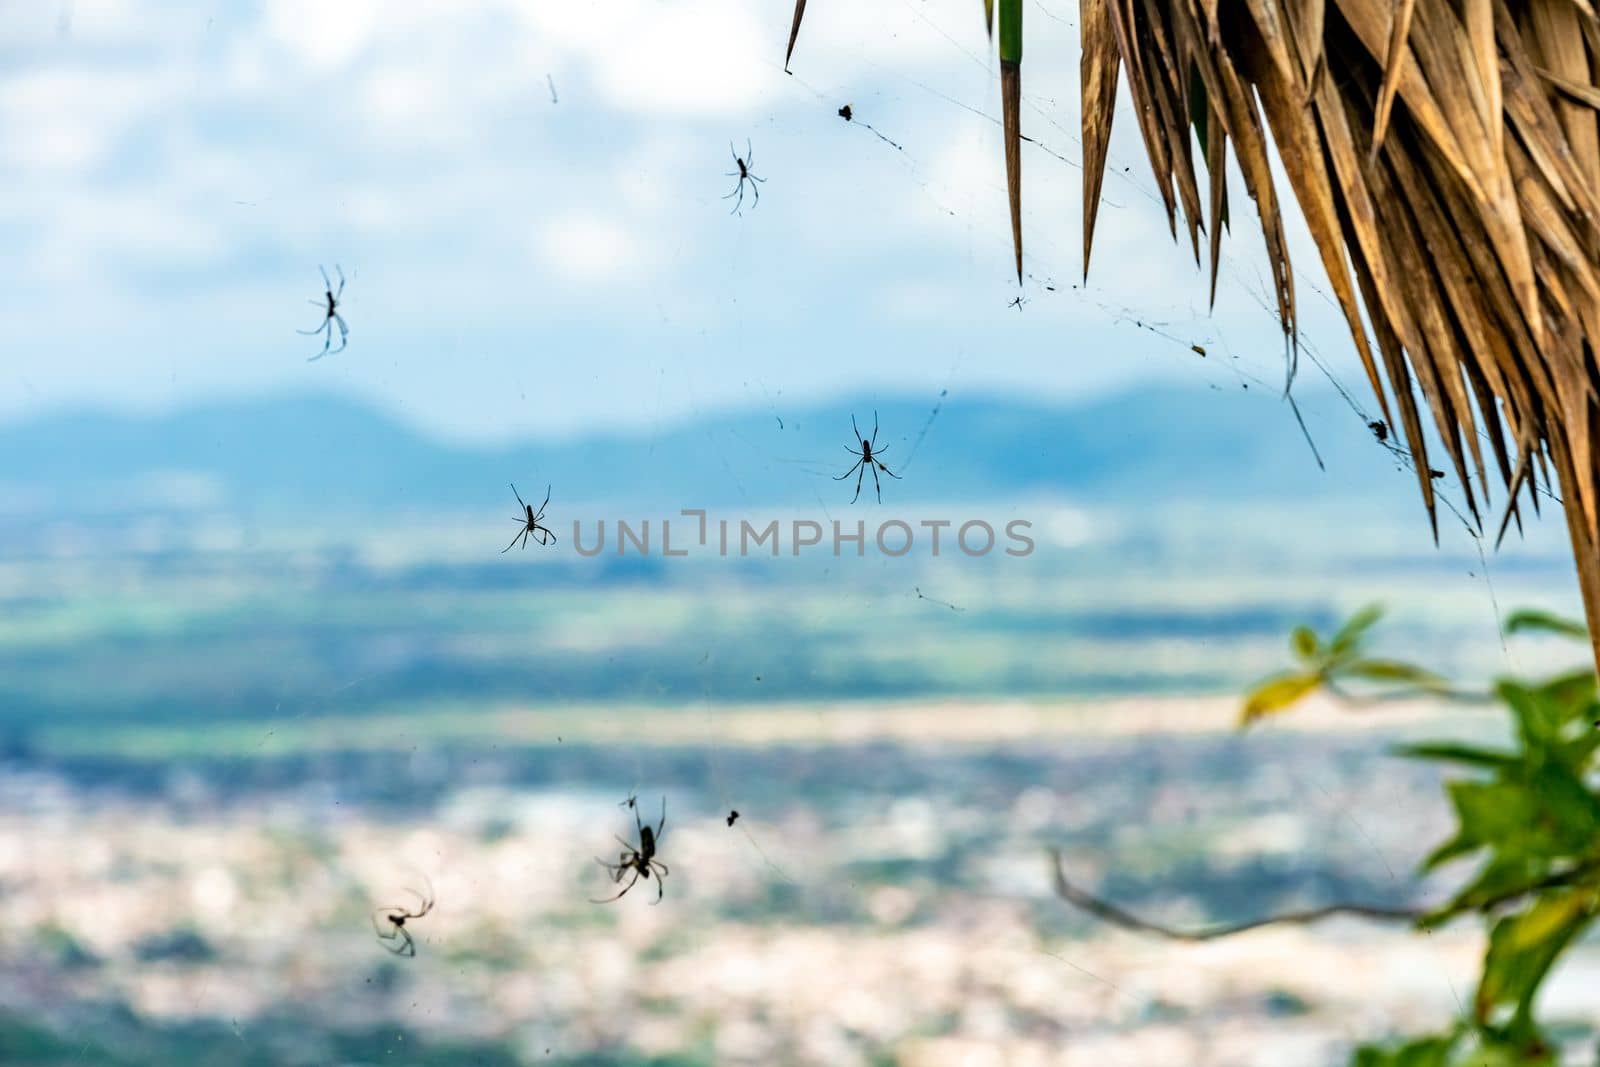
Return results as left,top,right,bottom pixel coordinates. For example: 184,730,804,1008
1368,419,1389,443
503,483,556,551
298,264,348,361
726,810,740,827
723,140,765,215
592,795,669,904
371,876,434,957
1007,295,1027,311
835,411,901,503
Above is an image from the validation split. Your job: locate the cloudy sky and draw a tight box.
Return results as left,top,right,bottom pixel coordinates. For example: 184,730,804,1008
1,0,1372,443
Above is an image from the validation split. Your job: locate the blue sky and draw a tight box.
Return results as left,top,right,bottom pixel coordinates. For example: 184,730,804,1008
2,0,1370,444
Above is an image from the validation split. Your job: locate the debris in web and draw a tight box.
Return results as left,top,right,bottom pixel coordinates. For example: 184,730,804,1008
899,388,946,474
837,103,903,151
915,586,965,612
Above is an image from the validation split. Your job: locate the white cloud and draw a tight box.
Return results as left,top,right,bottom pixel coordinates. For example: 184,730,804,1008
261,0,384,71
536,214,654,284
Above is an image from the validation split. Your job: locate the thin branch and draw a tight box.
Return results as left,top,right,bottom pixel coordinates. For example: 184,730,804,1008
1050,850,1422,940
1051,851,1600,941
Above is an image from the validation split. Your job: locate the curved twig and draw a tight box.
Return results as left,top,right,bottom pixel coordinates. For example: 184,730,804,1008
1050,849,1422,940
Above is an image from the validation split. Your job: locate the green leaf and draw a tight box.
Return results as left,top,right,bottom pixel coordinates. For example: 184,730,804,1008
1350,1032,1460,1067
1477,891,1596,1036
1505,609,1590,641
1394,742,1517,769
1499,675,1600,749
1329,603,1384,655
1341,658,1445,688
1290,624,1320,661
1240,671,1322,725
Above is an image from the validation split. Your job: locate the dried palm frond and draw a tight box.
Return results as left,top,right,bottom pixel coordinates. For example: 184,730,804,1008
782,0,1600,668
1079,0,1600,668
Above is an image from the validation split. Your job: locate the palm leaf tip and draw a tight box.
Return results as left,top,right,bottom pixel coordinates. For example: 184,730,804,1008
784,0,807,71
999,0,1023,283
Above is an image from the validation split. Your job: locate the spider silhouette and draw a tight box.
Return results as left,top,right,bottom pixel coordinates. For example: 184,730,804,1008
503,483,556,551
835,412,901,503
298,265,348,361
371,876,434,957
723,140,765,215
592,795,669,904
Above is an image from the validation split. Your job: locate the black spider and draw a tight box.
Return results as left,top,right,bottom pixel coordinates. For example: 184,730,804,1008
503,483,556,551
723,140,765,215
835,411,901,503
1368,419,1389,443
726,810,740,827
298,265,348,361
592,796,669,904
372,876,434,957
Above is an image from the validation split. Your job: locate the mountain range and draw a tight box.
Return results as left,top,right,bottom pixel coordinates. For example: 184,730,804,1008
0,384,1427,517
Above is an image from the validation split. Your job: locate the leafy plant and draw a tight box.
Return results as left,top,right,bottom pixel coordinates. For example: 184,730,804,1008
1247,606,1599,1066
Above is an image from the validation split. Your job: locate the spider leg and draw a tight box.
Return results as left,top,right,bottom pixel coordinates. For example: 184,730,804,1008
834,457,864,481
871,410,880,449
590,868,641,904
333,313,349,346
296,316,328,335
510,483,526,510
384,928,415,957
745,139,753,166
533,525,556,546
656,796,666,839
334,264,345,299
539,484,551,515
877,460,901,479
650,860,670,877
503,527,526,553
851,413,862,443
749,180,759,208
870,462,883,502
319,265,331,291
406,879,435,916
852,462,866,503
306,328,333,362
727,181,744,215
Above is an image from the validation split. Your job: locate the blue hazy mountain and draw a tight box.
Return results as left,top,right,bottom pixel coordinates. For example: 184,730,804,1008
0,385,1421,516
